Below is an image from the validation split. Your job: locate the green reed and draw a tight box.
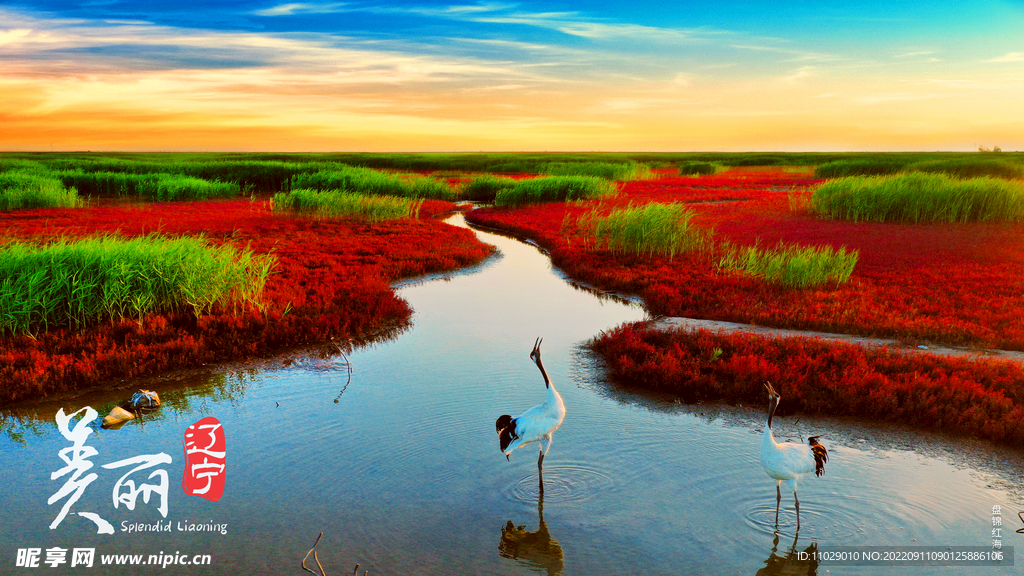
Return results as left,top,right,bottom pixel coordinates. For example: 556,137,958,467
290,166,455,200
810,172,1024,223
540,161,653,181
272,189,422,221
57,171,238,200
495,176,618,206
579,203,713,260
719,241,859,288
0,171,82,211
906,157,1024,180
676,161,725,176
0,235,274,335
813,159,911,178
816,157,1024,179
461,175,516,202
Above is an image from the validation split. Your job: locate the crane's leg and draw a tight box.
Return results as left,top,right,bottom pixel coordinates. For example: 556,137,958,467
794,491,801,530
775,483,781,528
538,435,554,468
538,464,545,497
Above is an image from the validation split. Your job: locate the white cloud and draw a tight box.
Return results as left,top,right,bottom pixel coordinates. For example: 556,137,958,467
0,28,34,46
672,72,693,87
894,51,935,58
785,66,813,83
987,52,1024,62
253,3,348,17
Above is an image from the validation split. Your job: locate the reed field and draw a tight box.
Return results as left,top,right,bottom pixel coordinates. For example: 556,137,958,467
0,234,274,335
676,161,724,176
810,172,1024,223
814,156,1024,179
4,151,1021,195
57,170,239,200
578,203,712,259
272,189,423,220
291,166,456,200
813,158,911,178
540,161,653,181
34,156,310,192
460,175,516,202
494,175,618,206
907,157,1024,179
0,171,82,210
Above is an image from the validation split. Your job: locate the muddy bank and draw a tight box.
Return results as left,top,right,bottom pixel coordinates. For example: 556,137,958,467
649,316,1024,364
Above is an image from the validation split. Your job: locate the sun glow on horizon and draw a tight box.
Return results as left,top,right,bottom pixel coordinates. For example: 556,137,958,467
1,2,1022,152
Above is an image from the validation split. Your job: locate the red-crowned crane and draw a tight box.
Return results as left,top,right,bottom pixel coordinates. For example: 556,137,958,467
760,381,828,529
495,338,566,487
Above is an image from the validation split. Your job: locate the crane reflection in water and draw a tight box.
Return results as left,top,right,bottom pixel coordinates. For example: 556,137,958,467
498,468,564,576
755,530,819,576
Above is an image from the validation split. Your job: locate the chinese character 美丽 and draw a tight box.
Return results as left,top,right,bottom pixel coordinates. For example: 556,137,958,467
103,453,173,518
48,407,113,534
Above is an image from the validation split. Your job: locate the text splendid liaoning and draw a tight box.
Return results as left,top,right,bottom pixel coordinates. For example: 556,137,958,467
121,520,227,535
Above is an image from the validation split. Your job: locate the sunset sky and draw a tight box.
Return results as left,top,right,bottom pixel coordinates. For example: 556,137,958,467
2,1,1022,152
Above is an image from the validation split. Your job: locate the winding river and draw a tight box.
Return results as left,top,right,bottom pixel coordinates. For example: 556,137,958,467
1,214,1021,575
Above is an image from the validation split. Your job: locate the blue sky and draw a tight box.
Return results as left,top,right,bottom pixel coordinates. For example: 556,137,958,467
2,1,1022,151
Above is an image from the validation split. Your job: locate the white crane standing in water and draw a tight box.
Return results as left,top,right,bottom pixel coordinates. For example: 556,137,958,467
760,381,828,529
495,338,566,483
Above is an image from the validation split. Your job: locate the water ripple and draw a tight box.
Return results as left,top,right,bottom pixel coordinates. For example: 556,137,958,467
503,461,620,505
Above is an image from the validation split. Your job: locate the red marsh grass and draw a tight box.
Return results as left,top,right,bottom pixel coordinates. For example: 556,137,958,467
590,323,1024,447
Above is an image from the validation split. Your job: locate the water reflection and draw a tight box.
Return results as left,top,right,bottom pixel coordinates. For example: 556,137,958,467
0,412,48,444
499,472,565,576
755,530,818,576
0,367,256,437
0,322,401,440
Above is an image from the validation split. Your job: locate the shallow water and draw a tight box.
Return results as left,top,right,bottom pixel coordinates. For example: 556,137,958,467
1,214,1021,575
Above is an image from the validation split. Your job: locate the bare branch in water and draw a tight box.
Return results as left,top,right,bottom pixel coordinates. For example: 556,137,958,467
334,342,354,403
301,532,369,575
302,532,326,575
